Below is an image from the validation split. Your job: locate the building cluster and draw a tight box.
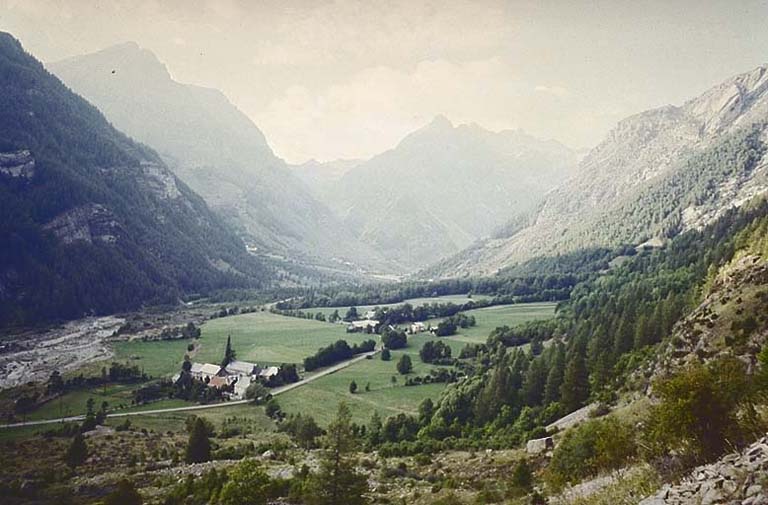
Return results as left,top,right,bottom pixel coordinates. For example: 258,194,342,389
183,360,280,399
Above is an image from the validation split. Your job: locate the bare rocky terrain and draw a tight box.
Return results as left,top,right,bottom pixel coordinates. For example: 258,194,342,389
0,316,123,389
640,435,768,505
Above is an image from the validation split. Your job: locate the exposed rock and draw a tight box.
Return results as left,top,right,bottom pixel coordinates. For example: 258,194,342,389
43,203,124,245
0,149,35,178
639,435,768,504
526,436,554,455
652,254,768,381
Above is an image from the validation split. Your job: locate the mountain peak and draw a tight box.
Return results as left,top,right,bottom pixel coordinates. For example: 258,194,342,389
54,41,170,81
427,114,454,130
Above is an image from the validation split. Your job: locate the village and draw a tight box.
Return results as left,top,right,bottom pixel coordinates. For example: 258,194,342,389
181,312,436,402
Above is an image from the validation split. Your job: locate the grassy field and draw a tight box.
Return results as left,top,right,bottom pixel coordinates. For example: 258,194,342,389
277,302,557,424
306,294,491,318
114,310,379,378
20,301,556,426
427,302,558,344
277,347,449,425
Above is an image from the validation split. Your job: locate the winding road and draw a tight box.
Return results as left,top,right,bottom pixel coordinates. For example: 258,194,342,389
1,349,379,429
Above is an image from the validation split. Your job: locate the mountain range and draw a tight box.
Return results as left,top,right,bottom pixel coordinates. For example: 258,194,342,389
0,33,269,327
293,116,578,269
427,65,768,277
49,43,392,275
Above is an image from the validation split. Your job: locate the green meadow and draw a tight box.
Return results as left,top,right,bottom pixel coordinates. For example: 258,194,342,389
17,300,556,427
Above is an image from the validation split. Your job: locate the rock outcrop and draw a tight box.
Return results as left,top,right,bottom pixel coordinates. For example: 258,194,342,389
0,149,35,178
640,435,768,505
652,254,768,380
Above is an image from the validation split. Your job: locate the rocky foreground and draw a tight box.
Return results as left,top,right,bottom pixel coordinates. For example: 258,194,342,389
641,435,768,505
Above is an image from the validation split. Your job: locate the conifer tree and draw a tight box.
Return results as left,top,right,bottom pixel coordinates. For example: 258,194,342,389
221,335,237,367
66,433,88,468
396,354,412,375
544,345,566,404
186,417,212,463
307,403,367,505
560,349,590,413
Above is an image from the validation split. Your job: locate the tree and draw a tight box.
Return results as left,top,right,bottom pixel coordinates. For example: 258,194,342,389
560,350,590,413
397,354,413,375
381,327,407,349
185,417,211,463
643,358,757,463
306,403,367,505
245,382,269,403
104,479,142,505
509,459,533,496
220,460,272,505
381,348,391,361
65,433,88,468
349,380,358,394
544,345,566,404
265,398,282,419
344,306,359,322
221,335,237,367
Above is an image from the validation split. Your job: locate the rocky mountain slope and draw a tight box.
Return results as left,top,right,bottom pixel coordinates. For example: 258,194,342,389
0,32,268,327
640,434,768,505
305,116,577,270
429,65,768,277
50,43,393,275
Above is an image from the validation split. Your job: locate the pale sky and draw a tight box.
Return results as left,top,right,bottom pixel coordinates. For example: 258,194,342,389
2,0,768,163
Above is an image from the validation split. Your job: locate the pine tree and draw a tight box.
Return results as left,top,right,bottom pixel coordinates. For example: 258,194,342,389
396,354,413,375
560,349,590,413
66,433,88,468
186,417,211,463
307,403,367,505
522,357,547,407
221,335,237,367
349,380,358,394
544,345,566,404
367,411,383,446
380,348,391,361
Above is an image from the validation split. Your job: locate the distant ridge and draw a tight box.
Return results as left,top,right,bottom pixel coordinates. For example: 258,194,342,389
427,65,768,277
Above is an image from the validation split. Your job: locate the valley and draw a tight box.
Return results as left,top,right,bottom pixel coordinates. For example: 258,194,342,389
2,6,768,505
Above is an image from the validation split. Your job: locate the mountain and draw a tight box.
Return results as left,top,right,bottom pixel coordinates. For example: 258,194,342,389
49,43,393,275
429,65,768,277
305,116,577,270
291,158,362,202
0,32,270,327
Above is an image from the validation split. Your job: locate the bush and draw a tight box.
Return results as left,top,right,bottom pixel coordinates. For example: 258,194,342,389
546,417,636,489
641,357,762,466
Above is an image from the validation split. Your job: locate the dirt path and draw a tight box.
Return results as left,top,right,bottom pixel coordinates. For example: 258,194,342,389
0,349,379,429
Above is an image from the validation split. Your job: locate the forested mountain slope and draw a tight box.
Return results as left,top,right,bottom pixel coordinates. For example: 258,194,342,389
50,43,394,275
429,65,768,277
0,33,269,327
309,116,577,270
385,195,768,457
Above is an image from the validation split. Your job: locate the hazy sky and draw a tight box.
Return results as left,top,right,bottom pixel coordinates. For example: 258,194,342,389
2,0,768,163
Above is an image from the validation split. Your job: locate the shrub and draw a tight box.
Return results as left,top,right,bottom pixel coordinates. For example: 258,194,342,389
545,417,636,489
641,357,761,466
